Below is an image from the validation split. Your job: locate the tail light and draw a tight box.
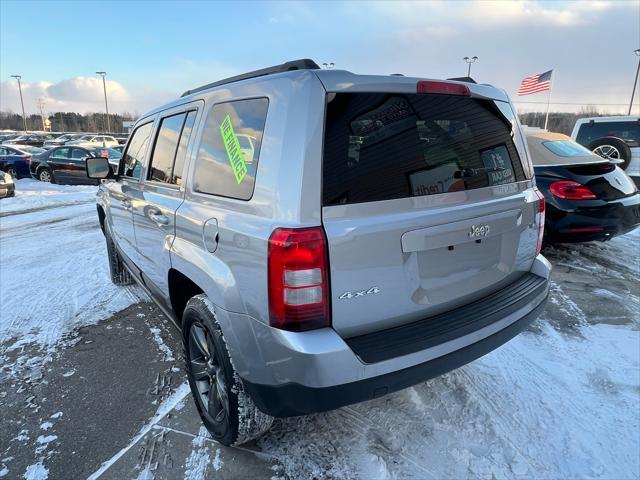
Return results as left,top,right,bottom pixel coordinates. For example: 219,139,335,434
533,188,546,256
268,227,330,331
549,180,597,200
417,80,470,96
24,155,31,165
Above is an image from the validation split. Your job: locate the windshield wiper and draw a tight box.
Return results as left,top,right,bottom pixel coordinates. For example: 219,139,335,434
454,166,505,178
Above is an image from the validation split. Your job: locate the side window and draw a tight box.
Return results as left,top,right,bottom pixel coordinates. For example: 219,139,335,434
51,148,69,159
172,110,197,185
122,122,153,179
0,148,7,156
71,148,88,159
148,113,187,183
193,98,268,200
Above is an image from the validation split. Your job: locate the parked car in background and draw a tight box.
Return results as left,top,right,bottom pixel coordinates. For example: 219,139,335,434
43,133,86,147
0,133,21,143
30,145,100,185
113,135,129,145
3,133,55,147
0,171,15,198
571,116,640,186
0,145,33,178
67,134,119,148
527,131,639,243
93,146,123,169
8,144,46,156
87,59,551,446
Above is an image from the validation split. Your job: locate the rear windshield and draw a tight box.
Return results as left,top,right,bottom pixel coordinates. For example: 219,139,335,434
542,140,593,157
576,121,640,146
322,93,526,206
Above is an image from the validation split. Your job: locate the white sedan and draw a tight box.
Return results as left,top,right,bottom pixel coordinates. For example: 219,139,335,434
66,135,119,148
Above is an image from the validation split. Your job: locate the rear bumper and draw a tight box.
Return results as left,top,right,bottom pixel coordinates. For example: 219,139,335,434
244,297,546,417
544,192,640,243
230,255,551,417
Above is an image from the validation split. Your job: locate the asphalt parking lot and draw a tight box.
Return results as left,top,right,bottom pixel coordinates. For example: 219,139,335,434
1,180,638,479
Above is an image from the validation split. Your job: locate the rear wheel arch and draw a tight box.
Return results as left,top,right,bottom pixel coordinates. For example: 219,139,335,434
37,165,53,182
168,268,205,324
96,205,106,234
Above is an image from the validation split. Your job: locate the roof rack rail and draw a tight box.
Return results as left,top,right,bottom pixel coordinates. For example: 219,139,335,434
181,59,320,97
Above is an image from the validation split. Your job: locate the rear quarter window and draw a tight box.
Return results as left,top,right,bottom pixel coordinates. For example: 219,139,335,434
193,98,268,200
322,93,526,206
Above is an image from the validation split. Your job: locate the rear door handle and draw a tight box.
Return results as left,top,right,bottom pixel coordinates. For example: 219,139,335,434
148,209,170,226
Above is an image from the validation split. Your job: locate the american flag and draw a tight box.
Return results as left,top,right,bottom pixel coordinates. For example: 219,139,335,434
517,70,553,95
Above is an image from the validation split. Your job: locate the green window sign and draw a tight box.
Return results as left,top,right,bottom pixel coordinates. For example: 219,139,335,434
219,114,248,184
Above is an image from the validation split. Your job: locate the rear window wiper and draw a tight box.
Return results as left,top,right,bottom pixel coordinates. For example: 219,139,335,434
454,166,505,178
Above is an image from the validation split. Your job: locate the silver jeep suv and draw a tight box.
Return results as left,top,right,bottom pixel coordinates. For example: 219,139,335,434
88,59,551,445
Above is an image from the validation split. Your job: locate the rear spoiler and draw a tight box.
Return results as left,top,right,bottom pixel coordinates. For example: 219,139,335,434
446,76,477,84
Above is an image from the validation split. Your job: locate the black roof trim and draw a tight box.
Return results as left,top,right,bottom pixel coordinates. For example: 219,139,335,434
446,76,477,84
181,59,320,97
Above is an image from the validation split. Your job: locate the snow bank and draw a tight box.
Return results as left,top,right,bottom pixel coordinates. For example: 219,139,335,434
0,184,142,350
0,179,97,216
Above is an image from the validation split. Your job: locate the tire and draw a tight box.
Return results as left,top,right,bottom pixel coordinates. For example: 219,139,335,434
588,137,632,170
183,294,273,446
105,222,133,286
5,166,17,178
37,167,53,183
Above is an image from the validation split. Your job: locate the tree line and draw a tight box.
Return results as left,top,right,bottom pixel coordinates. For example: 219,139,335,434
0,111,138,134
0,107,620,136
517,107,618,135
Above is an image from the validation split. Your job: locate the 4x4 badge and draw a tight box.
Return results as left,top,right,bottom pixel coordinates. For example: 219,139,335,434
339,287,380,300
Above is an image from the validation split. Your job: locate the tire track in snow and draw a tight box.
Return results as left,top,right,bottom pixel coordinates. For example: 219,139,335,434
337,405,438,478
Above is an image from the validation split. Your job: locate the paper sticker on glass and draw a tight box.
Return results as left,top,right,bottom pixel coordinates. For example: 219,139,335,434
480,144,516,186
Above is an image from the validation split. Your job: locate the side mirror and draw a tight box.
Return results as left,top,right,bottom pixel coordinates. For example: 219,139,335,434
86,156,115,179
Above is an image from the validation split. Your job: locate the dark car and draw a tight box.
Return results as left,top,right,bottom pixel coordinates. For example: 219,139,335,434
30,146,100,185
0,145,33,178
42,133,85,147
4,133,55,147
0,133,21,143
0,171,15,198
527,131,640,244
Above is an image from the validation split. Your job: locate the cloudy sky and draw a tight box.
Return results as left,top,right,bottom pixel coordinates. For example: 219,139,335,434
1,0,638,116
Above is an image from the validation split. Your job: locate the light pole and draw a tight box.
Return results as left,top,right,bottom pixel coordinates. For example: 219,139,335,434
463,56,478,77
629,49,640,116
96,71,111,133
10,75,27,131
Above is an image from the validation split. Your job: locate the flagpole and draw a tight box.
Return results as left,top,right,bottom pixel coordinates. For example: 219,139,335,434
544,71,553,131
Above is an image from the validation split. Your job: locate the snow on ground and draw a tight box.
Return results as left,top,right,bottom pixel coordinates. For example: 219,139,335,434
0,179,97,216
0,180,143,351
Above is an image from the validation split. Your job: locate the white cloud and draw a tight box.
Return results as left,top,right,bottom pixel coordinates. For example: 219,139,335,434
46,77,128,103
369,0,617,29
1,76,133,115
